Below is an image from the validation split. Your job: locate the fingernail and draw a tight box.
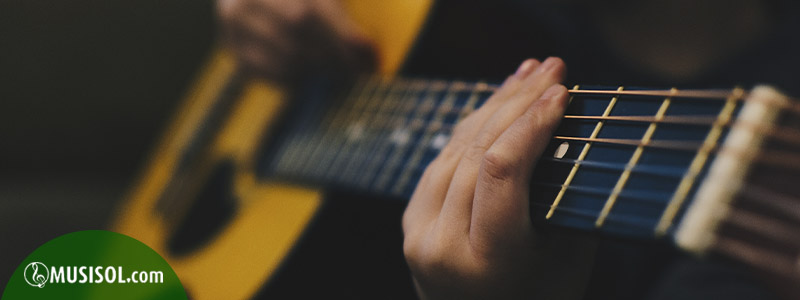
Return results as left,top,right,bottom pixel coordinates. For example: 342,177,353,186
515,59,536,77
537,57,558,73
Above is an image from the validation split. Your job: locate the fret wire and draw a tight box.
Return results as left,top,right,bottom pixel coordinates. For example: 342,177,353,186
339,80,409,184
275,77,373,175
595,88,675,227
284,134,315,177
357,81,420,189
271,78,370,174
305,77,383,178
392,81,463,196
376,81,488,190
369,80,428,193
655,87,744,235
285,82,368,177
293,77,374,177
322,78,394,180
273,133,303,174
546,85,621,219
459,82,488,120
372,81,443,192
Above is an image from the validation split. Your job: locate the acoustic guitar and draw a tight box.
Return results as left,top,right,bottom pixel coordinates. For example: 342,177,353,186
112,0,800,299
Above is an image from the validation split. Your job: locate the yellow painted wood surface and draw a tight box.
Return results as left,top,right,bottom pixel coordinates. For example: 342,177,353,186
113,0,432,298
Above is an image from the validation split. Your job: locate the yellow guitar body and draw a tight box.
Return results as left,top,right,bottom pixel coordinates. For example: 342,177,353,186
112,1,433,299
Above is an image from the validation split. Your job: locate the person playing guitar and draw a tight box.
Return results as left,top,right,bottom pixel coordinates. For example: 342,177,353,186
153,0,797,298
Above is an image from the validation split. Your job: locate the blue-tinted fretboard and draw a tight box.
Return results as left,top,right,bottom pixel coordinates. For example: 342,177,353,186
265,77,744,239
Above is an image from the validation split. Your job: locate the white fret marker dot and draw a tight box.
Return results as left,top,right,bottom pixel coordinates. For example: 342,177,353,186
554,142,569,159
390,128,410,145
347,122,365,141
431,133,450,150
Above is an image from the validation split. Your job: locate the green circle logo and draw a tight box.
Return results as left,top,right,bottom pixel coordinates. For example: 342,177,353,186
23,262,48,288
3,230,187,299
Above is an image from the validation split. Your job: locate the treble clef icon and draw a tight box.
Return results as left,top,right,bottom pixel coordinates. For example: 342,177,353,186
24,262,48,288
31,264,44,287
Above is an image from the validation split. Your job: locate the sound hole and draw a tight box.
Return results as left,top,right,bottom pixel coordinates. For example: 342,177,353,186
167,159,238,256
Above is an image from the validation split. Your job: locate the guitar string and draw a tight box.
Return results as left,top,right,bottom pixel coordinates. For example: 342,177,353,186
711,236,800,276
356,79,422,189
460,80,800,117
403,82,797,233
277,78,798,233
283,78,799,186
710,183,800,276
418,116,800,148
357,114,800,151
351,76,800,126
723,207,800,247
522,145,800,224
296,78,800,185
348,85,800,148
529,202,656,229
531,182,672,204
332,89,797,191
476,81,800,112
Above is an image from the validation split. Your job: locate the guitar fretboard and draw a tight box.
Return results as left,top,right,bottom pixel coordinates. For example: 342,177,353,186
264,76,750,238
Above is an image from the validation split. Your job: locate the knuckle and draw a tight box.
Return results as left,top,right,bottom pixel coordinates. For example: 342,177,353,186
404,233,449,275
401,202,422,236
402,235,419,264
481,150,515,181
435,142,460,166
464,140,490,164
418,245,450,275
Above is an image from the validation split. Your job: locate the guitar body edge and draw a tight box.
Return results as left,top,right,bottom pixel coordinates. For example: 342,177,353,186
111,1,433,299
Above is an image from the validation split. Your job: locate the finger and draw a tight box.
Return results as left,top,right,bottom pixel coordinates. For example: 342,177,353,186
470,84,569,255
438,57,565,234
313,0,373,52
403,60,539,234
443,59,541,161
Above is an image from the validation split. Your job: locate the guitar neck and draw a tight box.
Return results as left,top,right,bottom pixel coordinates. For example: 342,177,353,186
264,76,790,240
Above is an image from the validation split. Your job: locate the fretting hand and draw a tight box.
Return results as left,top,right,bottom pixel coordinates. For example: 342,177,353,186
402,57,597,299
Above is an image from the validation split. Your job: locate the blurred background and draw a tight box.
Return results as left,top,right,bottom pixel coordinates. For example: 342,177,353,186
0,0,215,287
3,0,800,297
